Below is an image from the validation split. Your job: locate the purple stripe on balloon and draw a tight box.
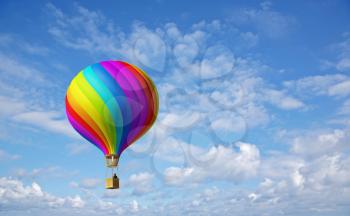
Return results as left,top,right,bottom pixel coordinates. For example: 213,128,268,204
67,112,107,155
102,61,149,153
113,61,150,153
100,61,139,121
100,61,137,153
100,61,145,151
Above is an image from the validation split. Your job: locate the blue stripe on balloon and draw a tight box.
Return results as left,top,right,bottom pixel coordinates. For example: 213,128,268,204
83,65,124,153
101,61,139,155
89,63,133,154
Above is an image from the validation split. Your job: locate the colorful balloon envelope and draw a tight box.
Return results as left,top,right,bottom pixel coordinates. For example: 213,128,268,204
65,60,159,188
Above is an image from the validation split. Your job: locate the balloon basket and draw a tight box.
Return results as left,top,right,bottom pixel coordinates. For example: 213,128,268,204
105,154,120,189
105,154,119,168
105,175,119,189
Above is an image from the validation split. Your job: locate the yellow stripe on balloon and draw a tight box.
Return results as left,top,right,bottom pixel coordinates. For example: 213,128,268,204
67,80,112,153
74,73,116,153
66,87,109,151
69,73,116,153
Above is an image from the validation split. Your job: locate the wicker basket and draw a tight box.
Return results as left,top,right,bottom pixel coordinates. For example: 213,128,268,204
105,154,119,168
105,176,119,189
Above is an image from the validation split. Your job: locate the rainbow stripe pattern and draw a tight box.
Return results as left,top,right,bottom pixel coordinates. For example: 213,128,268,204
65,60,159,156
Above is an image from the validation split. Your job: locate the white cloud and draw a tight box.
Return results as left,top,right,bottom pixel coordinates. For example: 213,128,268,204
0,94,80,142
47,3,120,55
69,178,103,191
0,48,75,142
0,177,84,210
128,172,154,195
237,102,270,127
66,195,85,208
14,167,59,178
284,73,350,97
164,167,195,186
199,45,235,79
291,129,349,156
13,166,77,180
263,89,305,110
240,31,259,47
97,199,113,210
20,43,50,56
0,33,49,56
328,34,350,72
12,111,78,138
102,189,121,198
188,186,220,208
328,80,350,96
130,200,139,213
0,95,26,117
260,153,304,180
152,136,191,164
231,2,296,38
256,152,350,211
47,3,166,71
79,178,101,189
210,111,246,133
209,81,244,109
0,52,46,83
164,142,260,185
337,98,350,116
130,25,166,70
301,153,350,189
172,33,200,66
336,58,350,71
160,111,202,130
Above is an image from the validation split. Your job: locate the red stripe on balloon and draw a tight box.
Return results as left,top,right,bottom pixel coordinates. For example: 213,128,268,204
66,97,109,154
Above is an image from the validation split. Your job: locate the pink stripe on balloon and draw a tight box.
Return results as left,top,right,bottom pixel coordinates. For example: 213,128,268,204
100,61,139,122
101,61,149,150
113,61,150,152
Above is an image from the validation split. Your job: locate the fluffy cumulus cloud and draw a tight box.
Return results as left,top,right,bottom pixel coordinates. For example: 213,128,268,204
0,178,84,211
164,142,260,186
251,153,350,215
127,172,155,195
153,142,350,215
291,129,350,156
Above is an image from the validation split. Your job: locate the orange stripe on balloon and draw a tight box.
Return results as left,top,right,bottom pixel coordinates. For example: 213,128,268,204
66,85,111,153
66,97,109,154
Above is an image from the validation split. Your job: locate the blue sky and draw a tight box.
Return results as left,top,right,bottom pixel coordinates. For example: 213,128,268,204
1,0,350,215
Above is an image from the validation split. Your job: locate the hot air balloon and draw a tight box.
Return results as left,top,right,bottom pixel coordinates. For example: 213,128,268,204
65,60,159,189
